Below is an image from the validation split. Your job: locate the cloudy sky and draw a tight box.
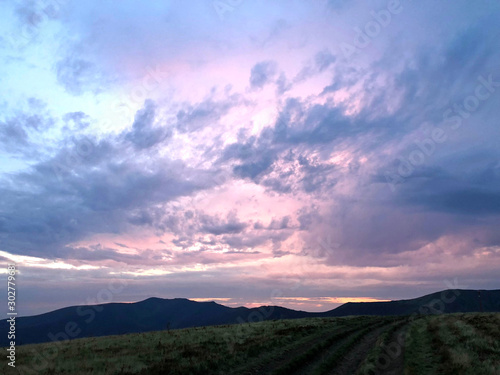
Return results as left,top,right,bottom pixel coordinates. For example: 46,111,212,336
0,0,499,315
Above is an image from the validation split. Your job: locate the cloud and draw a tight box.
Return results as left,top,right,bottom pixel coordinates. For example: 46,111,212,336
2,0,500,315
55,56,103,95
419,189,500,215
249,60,278,89
175,95,241,133
0,120,29,149
123,100,171,149
0,100,55,158
201,213,248,235
314,49,336,72
233,152,276,180
0,104,220,258
62,112,90,131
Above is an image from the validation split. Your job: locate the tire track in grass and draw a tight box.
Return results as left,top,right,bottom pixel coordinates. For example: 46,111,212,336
376,322,408,375
233,323,346,375
268,326,362,375
356,320,409,375
270,319,392,375
403,317,440,375
296,323,387,375
314,319,400,375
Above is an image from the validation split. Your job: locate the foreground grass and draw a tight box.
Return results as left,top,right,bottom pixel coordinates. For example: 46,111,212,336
2,313,499,374
355,318,408,375
3,317,368,375
404,313,500,375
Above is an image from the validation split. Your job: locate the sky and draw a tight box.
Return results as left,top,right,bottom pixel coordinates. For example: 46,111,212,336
0,0,499,316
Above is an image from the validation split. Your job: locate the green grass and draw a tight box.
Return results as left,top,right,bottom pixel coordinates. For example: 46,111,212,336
271,323,370,375
2,313,499,375
433,314,500,374
310,318,398,375
355,318,408,375
403,313,500,375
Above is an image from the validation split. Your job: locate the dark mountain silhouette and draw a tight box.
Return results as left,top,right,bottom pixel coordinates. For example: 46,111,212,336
323,289,500,317
1,289,498,347
0,298,312,346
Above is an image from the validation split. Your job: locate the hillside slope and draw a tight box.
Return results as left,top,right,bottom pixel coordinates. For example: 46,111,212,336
0,297,312,346
1,289,498,346
324,289,500,317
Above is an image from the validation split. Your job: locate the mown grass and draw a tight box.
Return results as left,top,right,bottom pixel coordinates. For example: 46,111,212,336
355,318,408,375
2,313,499,375
403,317,442,375
310,318,400,375
3,317,352,375
271,324,367,375
432,314,500,374
404,313,500,375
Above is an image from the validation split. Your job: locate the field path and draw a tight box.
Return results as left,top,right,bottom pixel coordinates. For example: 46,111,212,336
377,324,408,375
261,328,342,374
295,329,367,375
234,325,348,375
324,324,391,375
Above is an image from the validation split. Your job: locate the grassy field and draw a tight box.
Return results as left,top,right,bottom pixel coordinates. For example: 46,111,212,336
3,313,499,375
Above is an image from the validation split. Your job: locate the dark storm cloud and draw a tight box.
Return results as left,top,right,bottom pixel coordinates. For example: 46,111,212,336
254,216,290,230
176,95,242,133
219,97,354,187
342,150,500,266
0,102,55,157
294,50,337,83
233,152,276,180
315,50,336,72
221,131,278,182
200,212,248,235
261,177,292,193
223,13,500,262
395,159,500,216
0,120,29,148
132,208,292,253
2,0,500,278
0,104,221,258
379,18,500,126
249,60,278,89
418,189,500,215
123,100,171,149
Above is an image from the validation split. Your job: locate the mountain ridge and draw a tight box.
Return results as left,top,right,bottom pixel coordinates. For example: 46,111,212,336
1,288,499,347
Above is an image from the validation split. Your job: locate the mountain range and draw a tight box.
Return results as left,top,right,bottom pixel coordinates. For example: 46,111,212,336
1,288,499,347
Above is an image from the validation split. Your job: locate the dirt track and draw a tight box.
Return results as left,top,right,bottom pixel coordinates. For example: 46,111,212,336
234,318,409,375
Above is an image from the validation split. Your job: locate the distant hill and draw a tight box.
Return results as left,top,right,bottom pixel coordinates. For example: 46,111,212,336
1,289,499,346
323,289,500,317
0,298,312,346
